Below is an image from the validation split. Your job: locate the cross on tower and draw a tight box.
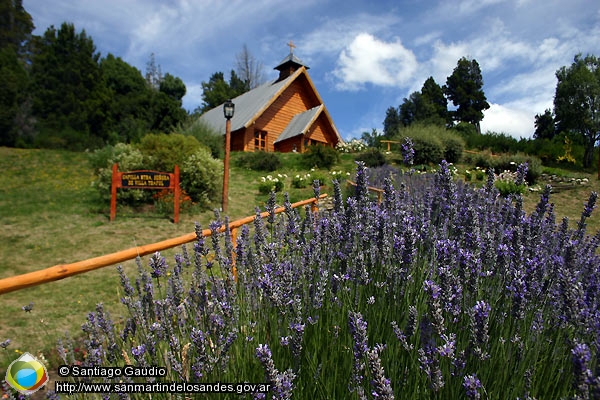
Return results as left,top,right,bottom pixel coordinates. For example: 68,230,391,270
287,40,296,54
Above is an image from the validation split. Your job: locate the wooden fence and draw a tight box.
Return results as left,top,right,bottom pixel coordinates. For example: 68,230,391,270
0,194,327,295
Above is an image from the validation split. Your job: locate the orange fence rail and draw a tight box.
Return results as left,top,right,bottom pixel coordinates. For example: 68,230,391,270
0,194,327,295
346,180,384,203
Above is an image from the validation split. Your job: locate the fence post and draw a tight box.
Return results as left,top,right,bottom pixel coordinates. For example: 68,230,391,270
173,165,180,223
110,163,119,221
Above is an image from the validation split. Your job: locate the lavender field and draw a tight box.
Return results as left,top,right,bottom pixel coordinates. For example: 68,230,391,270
49,161,599,399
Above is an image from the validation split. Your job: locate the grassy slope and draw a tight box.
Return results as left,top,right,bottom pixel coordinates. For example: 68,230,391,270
0,147,598,371
0,148,351,369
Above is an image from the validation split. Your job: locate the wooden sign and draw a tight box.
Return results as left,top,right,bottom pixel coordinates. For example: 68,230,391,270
111,163,181,223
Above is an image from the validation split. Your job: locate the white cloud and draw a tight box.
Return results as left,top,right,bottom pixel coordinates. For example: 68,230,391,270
481,103,536,138
333,33,418,91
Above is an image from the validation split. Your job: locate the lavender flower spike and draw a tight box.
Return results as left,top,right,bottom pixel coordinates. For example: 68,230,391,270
463,374,482,399
401,137,415,166
256,344,296,399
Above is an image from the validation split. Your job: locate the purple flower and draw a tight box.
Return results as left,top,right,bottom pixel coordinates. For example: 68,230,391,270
366,344,395,399
0,339,10,349
255,343,296,399
463,374,482,399
349,311,369,391
149,252,167,279
572,341,594,396
401,137,415,166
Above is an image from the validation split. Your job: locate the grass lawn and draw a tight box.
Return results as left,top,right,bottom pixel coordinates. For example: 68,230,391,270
0,146,598,373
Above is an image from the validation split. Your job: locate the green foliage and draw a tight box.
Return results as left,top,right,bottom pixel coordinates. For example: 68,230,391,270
90,139,222,209
136,133,202,172
29,23,111,148
0,47,29,146
439,134,464,163
465,151,543,184
88,143,147,204
234,151,282,172
495,180,527,196
494,153,542,184
258,176,284,194
554,54,600,168
444,57,490,131
198,70,249,113
292,173,311,188
177,119,224,159
100,54,151,143
395,124,464,165
302,145,340,169
354,148,387,168
181,147,223,207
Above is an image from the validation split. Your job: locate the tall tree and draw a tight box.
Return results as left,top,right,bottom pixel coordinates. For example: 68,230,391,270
236,44,265,90
199,70,248,113
100,53,151,142
444,57,490,133
421,77,449,125
554,54,600,168
0,0,34,146
383,106,401,137
29,22,110,148
0,0,33,54
533,109,556,140
399,92,423,127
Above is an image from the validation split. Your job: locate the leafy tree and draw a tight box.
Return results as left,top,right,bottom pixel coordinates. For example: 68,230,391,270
0,0,33,55
383,106,401,137
160,73,186,101
0,0,34,146
399,92,422,127
533,109,556,140
100,53,151,143
444,57,490,133
199,70,248,113
29,22,110,148
236,44,265,90
421,77,449,125
554,54,600,168
397,78,449,130
361,128,381,148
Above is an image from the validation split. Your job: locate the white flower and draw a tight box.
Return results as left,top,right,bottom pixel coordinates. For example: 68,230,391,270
278,174,282,178
261,177,266,182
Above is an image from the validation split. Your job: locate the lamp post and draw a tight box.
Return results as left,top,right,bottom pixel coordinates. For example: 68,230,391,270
222,99,235,213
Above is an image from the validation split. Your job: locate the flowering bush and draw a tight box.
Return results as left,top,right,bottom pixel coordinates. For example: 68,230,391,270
291,173,310,188
258,174,285,194
52,161,600,399
336,139,367,153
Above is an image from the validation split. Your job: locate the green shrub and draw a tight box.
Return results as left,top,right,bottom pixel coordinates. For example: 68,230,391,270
181,147,223,208
258,176,284,194
137,133,202,172
88,143,148,204
440,135,464,163
494,153,542,184
302,145,339,169
178,119,224,159
235,151,282,172
292,173,311,188
354,148,387,167
395,124,464,165
495,180,527,196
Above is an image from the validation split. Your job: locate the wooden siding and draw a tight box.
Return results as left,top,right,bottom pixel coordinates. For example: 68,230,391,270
253,76,321,152
306,114,339,147
275,136,302,153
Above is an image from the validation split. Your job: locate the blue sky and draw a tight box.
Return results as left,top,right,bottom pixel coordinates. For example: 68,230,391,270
24,0,600,140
